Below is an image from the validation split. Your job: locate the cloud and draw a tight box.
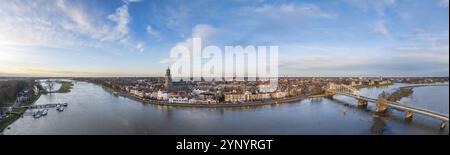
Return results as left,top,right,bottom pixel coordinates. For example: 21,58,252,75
280,56,376,70
277,38,449,76
3,68,142,77
146,25,160,38
439,0,449,7
175,24,222,49
0,0,89,48
165,4,192,37
343,0,396,16
159,24,222,65
228,3,337,45
122,0,142,4
373,21,389,36
252,3,337,19
159,58,178,64
106,4,130,41
0,0,143,54
135,42,144,52
413,28,425,34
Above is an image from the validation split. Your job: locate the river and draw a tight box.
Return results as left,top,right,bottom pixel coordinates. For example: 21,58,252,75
2,81,448,135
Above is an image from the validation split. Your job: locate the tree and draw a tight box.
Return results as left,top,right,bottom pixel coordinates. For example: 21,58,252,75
46,80,54,94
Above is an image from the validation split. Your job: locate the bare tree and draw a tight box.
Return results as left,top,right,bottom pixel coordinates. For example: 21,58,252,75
46,79,54,94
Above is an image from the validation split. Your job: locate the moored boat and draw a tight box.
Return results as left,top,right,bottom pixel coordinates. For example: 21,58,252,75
33,111,42,118
41,109,48,116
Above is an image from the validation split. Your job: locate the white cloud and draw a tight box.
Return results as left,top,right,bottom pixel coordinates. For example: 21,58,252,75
439,0,449,8
106,4,130,41
374,21,389,36
122,0,142,4
146,25,160,38
278,42,449,76
280,56,376,70
343,0,396,16
254,3,336,19
159,58,178,64
0,0,142,53
160,24,221,64
135,42,144,52
175,24,221,49
413,28,425,34
56,0,94,34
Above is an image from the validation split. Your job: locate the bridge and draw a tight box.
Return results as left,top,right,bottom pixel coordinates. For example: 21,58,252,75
325,83,449,129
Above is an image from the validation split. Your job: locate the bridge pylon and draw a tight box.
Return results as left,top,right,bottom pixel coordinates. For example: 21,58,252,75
376,97,388,113
405,111,413,121
440,121,447,129
357,99,368,108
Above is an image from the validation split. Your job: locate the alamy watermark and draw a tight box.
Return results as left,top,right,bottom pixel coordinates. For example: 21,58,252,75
168,38,278,92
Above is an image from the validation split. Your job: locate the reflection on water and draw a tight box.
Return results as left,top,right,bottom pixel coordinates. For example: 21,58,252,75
370,115,386,135
2,81,448,135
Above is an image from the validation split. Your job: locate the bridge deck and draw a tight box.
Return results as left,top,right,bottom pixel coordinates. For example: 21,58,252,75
332,91,449,122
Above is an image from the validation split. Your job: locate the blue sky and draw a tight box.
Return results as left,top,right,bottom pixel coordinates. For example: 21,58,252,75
0,0,448,77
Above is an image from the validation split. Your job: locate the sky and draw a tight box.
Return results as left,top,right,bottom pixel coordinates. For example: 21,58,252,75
0,0,448,77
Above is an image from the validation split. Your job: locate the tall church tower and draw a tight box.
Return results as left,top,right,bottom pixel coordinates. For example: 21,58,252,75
164,67,172,89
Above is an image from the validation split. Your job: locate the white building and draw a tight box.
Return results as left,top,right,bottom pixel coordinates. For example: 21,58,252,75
157,90,169,100
260,93,271,100
150,91,158,99
168,97,189,103
192,88,206,95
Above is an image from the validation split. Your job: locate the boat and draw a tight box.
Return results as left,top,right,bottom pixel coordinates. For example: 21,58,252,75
62,103,68,107
57,106,64,112
33,111,42,118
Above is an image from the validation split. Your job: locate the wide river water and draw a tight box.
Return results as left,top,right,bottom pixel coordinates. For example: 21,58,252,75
2,80,448,135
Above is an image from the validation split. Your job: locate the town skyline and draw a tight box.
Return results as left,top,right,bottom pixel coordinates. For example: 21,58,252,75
1,0,449,77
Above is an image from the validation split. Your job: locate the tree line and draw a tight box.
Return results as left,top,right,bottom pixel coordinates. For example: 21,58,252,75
0,80,36,105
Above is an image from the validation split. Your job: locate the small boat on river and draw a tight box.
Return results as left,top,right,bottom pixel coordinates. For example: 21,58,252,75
57,106,64,112
41,109,48,116
33,111,42,118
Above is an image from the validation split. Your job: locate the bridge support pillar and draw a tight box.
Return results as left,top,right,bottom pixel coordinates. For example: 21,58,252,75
441,122,447,129
376,97,388,113
405,111,413,121
357,99,368,108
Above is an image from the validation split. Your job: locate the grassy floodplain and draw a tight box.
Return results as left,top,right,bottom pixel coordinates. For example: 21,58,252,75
57,81,74,93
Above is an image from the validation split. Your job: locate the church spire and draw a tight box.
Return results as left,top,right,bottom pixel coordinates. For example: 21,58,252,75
164,67,172,89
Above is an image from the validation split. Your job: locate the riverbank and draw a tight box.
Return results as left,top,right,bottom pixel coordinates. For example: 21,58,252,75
41,81,74,94
385,83,449,102
162,94,310,108
387,87,413,102
57,81,73,93
98,83,311,108
354,83,393,89
0,93,41,132
0,107,27,132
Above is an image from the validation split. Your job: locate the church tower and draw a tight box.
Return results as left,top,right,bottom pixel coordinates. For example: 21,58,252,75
164,67,172,89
